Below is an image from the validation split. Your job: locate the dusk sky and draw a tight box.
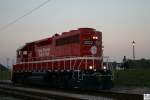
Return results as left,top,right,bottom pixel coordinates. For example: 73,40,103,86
0,0,150,66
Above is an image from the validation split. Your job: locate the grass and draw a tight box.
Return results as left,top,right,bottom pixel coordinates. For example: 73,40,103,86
113,68,150,87
0,70,11,80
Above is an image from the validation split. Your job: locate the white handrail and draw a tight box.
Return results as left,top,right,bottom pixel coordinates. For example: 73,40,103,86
17,56,102,64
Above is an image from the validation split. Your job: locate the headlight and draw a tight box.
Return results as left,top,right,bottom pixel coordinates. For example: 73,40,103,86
103,66,106,70
92,36,98,40
89,66,93,70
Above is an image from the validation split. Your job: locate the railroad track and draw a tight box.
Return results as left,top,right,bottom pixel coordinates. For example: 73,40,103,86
0,82,113,100
0,81,143,100
0,85,81,100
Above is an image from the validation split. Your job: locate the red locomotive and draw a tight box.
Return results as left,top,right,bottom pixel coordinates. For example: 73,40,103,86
12,28,112,90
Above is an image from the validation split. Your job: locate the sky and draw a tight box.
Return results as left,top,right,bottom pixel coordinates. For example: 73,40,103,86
0,0,150,66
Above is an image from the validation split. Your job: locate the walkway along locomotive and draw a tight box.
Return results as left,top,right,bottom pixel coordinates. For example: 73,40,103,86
12,28,113,90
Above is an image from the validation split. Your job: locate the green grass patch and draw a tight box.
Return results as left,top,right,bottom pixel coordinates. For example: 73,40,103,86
113,68,150,87
0,70,11,80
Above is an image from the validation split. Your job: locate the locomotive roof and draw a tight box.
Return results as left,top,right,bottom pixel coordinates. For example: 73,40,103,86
17,28,98,51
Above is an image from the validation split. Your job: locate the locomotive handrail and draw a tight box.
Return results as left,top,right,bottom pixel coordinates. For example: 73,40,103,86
16,56,102,64
16,56,101,62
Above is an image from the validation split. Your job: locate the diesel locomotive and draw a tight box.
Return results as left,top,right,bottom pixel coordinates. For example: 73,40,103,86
12,28,113,90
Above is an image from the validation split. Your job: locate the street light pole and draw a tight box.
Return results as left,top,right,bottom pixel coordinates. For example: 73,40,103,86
132,41,135,60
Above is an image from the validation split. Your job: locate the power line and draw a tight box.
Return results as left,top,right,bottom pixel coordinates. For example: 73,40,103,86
0,0,51,32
